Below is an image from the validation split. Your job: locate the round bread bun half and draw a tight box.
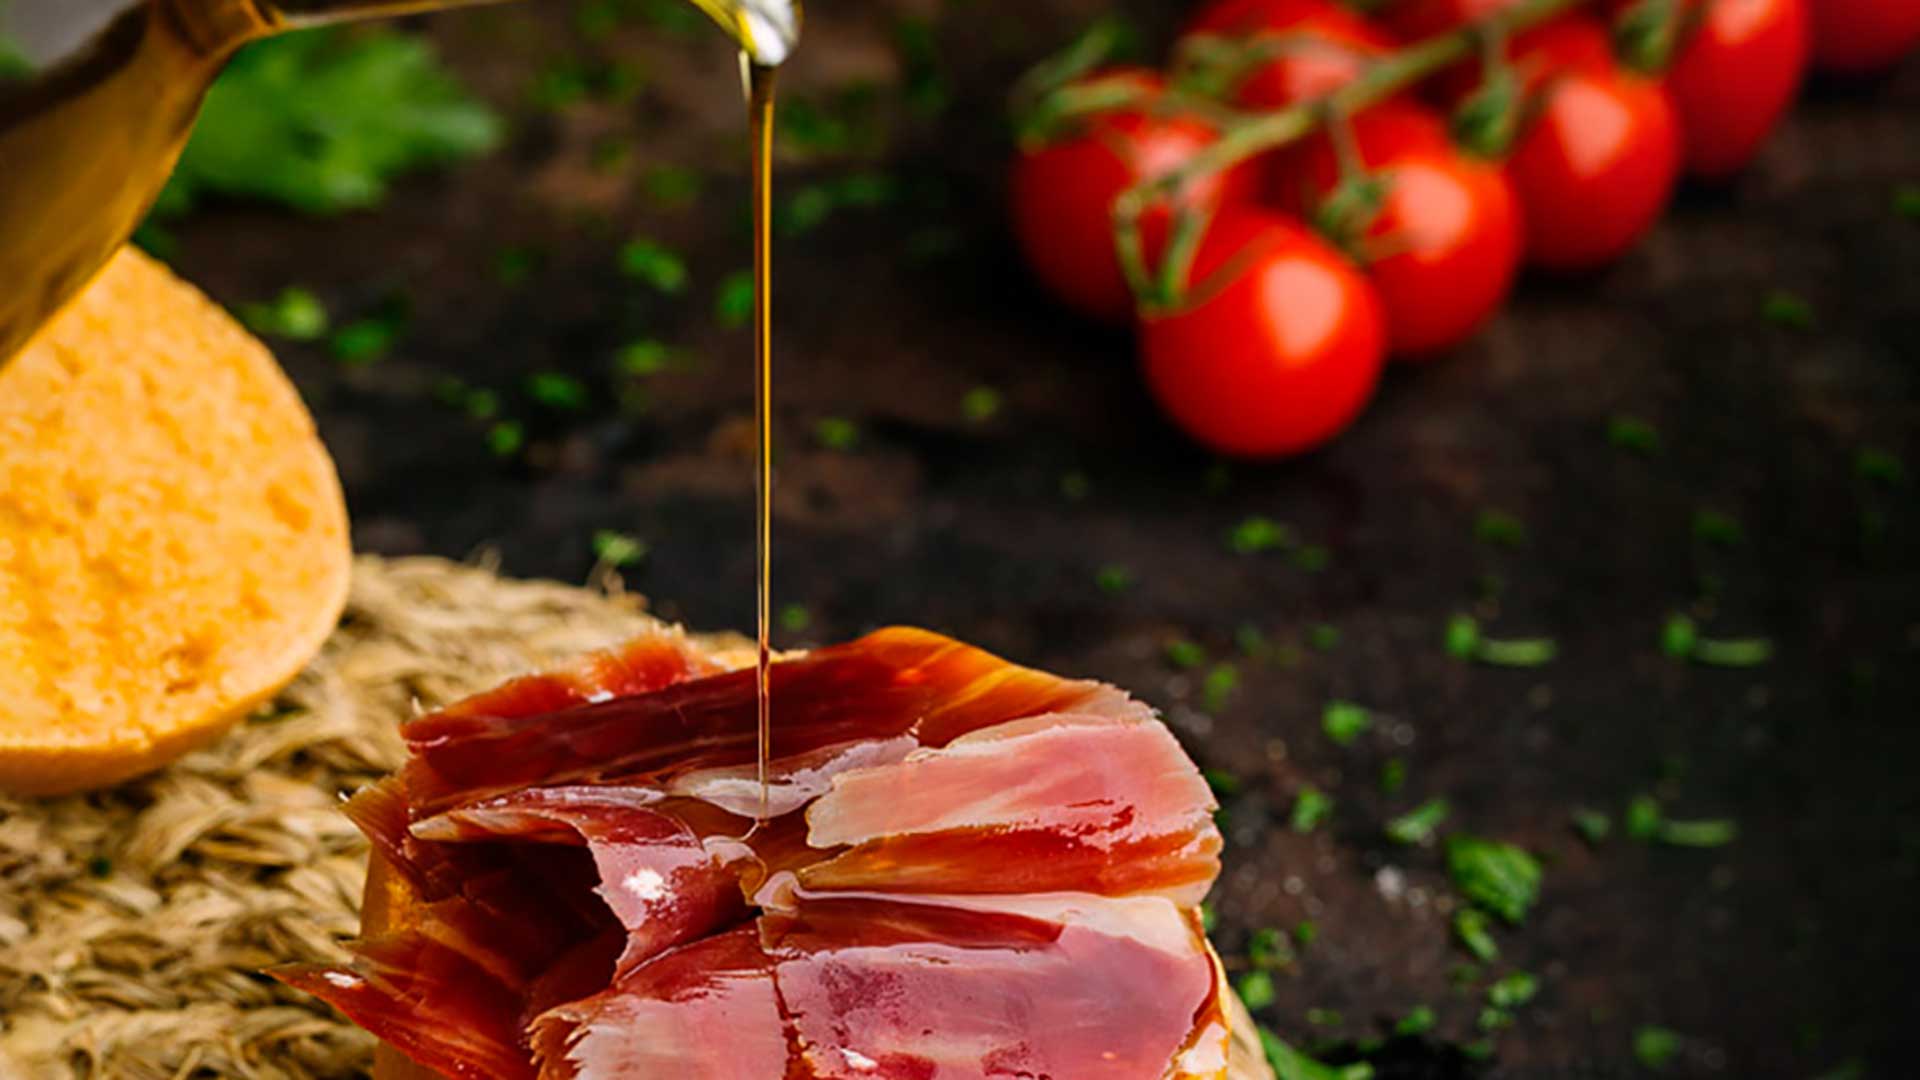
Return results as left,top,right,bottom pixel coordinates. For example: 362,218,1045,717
0,248,350,796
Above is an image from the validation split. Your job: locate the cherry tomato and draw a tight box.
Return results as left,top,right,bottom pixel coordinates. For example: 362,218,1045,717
1808,0,1920,72
1275,101,1522,356
1139,210,1387,457
1504,19,1681,269
1009,70,1257,323
1662,0,1809,177
1184,0,1400,107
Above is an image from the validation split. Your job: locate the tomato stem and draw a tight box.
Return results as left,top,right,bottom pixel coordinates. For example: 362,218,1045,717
1113,0,1594,312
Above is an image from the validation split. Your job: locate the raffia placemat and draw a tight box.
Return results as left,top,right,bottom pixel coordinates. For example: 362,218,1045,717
0,555,1271,1080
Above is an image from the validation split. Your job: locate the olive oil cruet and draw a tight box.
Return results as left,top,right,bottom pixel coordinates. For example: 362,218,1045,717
0,0,798,363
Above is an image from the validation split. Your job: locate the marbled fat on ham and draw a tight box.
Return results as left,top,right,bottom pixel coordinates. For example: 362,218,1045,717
275,627,1228,1079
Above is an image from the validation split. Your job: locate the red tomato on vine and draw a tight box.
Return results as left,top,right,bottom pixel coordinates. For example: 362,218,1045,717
1009,70,1257,323
1274,101,1522,356
1651,0,1809,177
1139,210,1387,457
1183,0,1401,107
1808,0,1920,73
1504,18,1682,269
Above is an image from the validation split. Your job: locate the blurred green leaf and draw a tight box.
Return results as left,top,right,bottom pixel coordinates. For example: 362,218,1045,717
157,28,500,217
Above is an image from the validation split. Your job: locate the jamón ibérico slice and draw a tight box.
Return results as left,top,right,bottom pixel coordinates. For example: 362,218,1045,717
400,628,1132,817
282,628,1229,1079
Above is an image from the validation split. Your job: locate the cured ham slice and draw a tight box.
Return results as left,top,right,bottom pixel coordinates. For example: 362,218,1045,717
276,628,1228,1080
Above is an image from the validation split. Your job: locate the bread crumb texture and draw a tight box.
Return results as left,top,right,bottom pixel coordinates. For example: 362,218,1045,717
0,248,349,795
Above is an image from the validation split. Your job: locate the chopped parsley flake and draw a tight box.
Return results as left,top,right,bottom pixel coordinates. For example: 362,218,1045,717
1626,794,1664,840
486,420,525,458
615,340,674,377
1446,835,1543,924
1477,636,1557,667
1476,1006,1512,1032
1385,799,1450,846
591,530,647,568
1633,1025,1682,1071
1453,908,1499,962
1164,639,1207,669
1571,808,1612,845
1444,614,1481,659
1291,786,1334,833
618,238,688,293
527,371,589,411
331,317,400,365
1691,508,1745,546
1293,921,1317,948
1236,970,1277,1011
1308,623,1341,651
1322,701,1372,746
1236,624,1270,659
1606,415,1662,454
1395,1005,1436,1037
813,417,860,451
1202,769,1241,797
1761,289,1814,330
714,270,755,328
1202,663,1239,713
1474,509,1528,547
642,165,703,208
1896,184,1920,221
1487,971,1538,1008
1380,757,1407,795
1258,1027,1374,1080
1249,927,1294,970
1229,516,1291,554
779,603,812,632
239,287,329,341
1304,1007,1342,1027
1292,544,1331,572
1094,564,1134,593
961,386,1002,424
1692,637,1773,667
1854,447,1905,486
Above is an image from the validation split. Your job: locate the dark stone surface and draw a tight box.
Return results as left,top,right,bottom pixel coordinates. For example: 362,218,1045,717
163,2,1918,1075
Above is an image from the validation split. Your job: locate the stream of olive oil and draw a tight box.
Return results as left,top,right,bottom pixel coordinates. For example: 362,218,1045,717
746,58,777,824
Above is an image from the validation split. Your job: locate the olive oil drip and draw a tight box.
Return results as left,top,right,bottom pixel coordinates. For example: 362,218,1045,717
746,58,776,825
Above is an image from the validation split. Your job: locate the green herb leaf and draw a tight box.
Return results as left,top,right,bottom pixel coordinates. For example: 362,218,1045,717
238,287,329,341
1474,509,1528,547
1761,289,1814,331
331,317,400,365
1094,564,1134,593
1660,614,1698,659
1854,447,1905,486
1321,701,1372,746
1477,636,1558,667
1202,768,1241,798
1249,926,1294,970
1380,757,1407,795
1236,623,1270,659
1658,818,1738,848
1606,415,1662,454
1385,798,1450,846
1292,544,1331,572
1305,1007,1342,1027
486,420,525,458
527,371,589,411
1446,835,1543,924
1476,1006,1513,1032
893,17,950,117
1200,903,1218,933
1691,508,1745,546
1449,961,1483,987
1897,183,1920,221
158,28,499,217
1202,663,1239,713
779,603,812,632
591,529,648,568
1229,516,1292,554
1258,1027,1374,1080
1453,908,1499,962
1308,623,1341,651
961,386,1002,424
1692,637,1773,667
1293,921,1317,948
1291,786,1334,833
1486,971,1538,1008
1444,614,1481,660
1395,1005,1436,1037
494,246,541,285
714,270,755,329
619,238,688,293
615,340,675,377
1165,639,1207,669
813,417,860,451
1625,793,1664,840
1633,1025,1683,1071
1571,808,1612,845
1236,970,1277,1011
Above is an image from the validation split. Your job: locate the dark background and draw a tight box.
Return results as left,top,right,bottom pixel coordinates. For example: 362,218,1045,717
161,1,1917,1075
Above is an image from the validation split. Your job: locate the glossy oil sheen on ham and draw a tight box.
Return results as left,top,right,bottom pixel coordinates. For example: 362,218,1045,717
275,627,1230,1079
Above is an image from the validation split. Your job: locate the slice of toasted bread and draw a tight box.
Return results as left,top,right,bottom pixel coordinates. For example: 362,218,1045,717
0,248,350,795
